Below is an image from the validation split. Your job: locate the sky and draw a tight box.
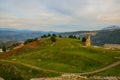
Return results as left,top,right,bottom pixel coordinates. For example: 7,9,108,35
0,0,120,32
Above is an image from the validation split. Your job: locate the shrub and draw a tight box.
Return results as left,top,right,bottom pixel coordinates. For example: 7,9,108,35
2,46,6,52
41,34,47,38
50,36,56,42
52,34,57,37
82,37,86,42
59,35,62,38
24,38,38,44
0,64,24,80
48,34,51,37
68,35,77,39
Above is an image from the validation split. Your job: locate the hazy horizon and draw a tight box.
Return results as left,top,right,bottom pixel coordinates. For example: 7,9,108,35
0,0,120,32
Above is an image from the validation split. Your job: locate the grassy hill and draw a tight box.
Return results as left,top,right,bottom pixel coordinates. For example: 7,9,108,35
0,38,120,80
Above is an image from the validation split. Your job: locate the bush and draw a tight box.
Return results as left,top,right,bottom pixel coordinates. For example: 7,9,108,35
82,37,86,42
68,35,77,39
24,38,38,44
59,35,62,38
0,64,24,80
50,36,56,42
52,34,57,37
48,34,51,37
41,34,48,38
2,46,6,52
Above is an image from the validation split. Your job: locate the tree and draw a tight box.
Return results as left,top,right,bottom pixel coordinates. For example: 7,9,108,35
48,34,51,37
50,36,56,42
41,34,47,38
2,46,6,52
59,35,62,38
24,38,38,44
52,34,57,37
82,37,86,42
68,35,74,38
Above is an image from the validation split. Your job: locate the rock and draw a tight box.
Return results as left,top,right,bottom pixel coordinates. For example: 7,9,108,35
0,77,4,80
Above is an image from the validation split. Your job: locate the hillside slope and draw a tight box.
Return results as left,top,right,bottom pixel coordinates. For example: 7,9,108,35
91,29,120,46
0,38,120,80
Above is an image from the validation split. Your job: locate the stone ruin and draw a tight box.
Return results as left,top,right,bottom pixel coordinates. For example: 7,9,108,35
85,34,91,46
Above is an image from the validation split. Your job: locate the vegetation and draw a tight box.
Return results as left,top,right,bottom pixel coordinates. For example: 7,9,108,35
52,34,57,37
68,35,77,39
96,65,120,76
50,36,56,42
41,34,47,38
0,63,23,80
59,35,62,38
24,38,38,44
2,46,6,52
82,37,86,42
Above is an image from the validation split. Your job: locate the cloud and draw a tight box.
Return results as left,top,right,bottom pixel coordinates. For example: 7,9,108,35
0,0,120,31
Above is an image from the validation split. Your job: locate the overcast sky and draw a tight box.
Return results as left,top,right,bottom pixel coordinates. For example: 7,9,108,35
0,0,120,32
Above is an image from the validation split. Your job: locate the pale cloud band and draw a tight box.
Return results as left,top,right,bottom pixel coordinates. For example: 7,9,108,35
0,0,120,32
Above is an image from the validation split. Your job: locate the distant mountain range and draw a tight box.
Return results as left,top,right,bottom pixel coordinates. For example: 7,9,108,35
0,25,120,47
60,25,120,46
0,28,58,48
91,25,120,46
102,25,120,30
91,29,120,46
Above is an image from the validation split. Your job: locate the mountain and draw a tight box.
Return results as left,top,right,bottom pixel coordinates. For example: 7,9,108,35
60,31,98,38
102,25,120,30
60,26,120,46
0,28,58,48
91,29,120,46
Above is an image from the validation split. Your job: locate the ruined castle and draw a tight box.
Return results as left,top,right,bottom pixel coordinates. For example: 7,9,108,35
85,34,91,46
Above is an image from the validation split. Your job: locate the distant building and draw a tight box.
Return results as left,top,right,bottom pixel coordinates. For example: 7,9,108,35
104,44,120,49
0,49,3,53
85,34,91,46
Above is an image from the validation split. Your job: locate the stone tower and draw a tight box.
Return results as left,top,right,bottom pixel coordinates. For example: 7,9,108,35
85,34,91,46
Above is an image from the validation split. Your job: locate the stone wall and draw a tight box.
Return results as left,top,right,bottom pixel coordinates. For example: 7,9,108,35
104,44,120,49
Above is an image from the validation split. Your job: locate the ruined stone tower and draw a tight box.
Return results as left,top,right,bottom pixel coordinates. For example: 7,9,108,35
85,34,91,46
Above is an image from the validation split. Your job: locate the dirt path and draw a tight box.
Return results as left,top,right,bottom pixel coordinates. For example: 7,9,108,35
1,60,120,80
79,60,120,75
1,60,120,75
62,60,120,77
0,60,63,74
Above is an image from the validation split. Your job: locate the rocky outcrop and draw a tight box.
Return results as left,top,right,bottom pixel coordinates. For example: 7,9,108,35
0,77,4,80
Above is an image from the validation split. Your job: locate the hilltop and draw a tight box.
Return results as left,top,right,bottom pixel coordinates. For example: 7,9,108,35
0,37,120,80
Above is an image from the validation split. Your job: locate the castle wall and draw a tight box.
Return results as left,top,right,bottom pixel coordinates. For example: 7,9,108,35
104,44,120,49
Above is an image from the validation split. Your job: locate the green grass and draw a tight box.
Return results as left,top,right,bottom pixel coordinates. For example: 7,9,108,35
0,62,60,80
0,37,120,79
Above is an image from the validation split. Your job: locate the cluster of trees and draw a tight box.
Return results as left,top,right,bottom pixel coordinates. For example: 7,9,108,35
24,38,38,44
41,34,60,42
68,35,77,39
41,34,62,38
